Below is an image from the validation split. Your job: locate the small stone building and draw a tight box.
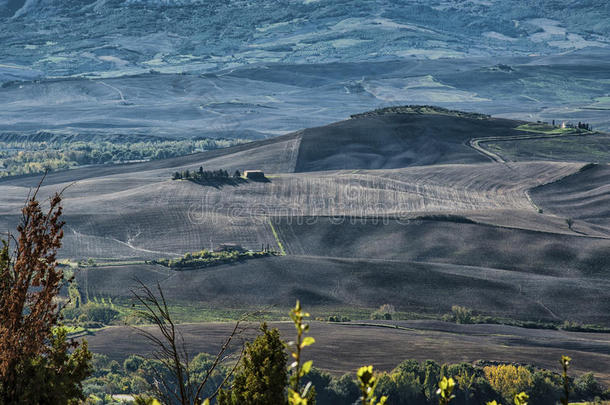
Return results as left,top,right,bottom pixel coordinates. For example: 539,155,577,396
244,170,265,180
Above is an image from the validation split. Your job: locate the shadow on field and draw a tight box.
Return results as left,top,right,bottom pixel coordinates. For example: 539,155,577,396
187,176,271,189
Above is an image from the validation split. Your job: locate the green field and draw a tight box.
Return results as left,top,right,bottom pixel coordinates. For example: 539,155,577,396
515,122,578,135
483,133,610,163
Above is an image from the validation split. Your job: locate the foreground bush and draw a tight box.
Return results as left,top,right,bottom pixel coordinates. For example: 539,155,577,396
0,188,92,403
217,324,287,405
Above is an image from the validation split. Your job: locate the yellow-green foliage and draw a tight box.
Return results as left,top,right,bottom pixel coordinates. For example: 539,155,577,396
358,366,388,405
561,355,572,405
437,377,456,405
514,391,529,405
484,365,533,403
451,305,473,324
287,300,316,405
133,396,162,405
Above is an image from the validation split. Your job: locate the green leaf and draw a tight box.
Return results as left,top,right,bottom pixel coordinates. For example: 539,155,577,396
301,360,313,375
300,337,315,349
514,392,529,405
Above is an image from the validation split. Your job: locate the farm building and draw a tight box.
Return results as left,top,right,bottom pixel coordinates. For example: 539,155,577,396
244,170,266,180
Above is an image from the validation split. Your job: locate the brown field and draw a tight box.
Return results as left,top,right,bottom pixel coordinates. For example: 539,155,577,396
83,320,610,385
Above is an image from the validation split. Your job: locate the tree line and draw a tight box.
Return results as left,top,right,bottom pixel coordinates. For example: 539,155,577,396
0,138,248,178
172,167,242,182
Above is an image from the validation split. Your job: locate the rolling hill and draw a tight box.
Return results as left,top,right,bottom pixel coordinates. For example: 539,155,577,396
2,105,608,387
1,107,607,328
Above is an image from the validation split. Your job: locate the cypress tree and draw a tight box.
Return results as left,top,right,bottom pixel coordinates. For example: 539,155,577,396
217,324,287,405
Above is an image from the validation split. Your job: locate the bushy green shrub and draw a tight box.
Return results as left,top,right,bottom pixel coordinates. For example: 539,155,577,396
528,369,562,404
327,315,350,322
374,370,426,405
83,304,120,325
372,304,395,320
63,302,119,326
302,368,334,404
328,374,360,404
451,305,473,324
123,355,144,374
575,373,605,400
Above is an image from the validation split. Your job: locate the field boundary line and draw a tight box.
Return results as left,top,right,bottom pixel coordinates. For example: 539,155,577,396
268,219,286,255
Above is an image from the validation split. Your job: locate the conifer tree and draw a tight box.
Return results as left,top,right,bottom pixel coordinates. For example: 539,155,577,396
217,324,288,405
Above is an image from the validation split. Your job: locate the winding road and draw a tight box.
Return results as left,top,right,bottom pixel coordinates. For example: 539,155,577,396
468,130,597,163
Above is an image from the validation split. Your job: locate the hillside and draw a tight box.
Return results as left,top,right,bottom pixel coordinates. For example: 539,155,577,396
294,112,523,171
0,109,608,329
530,164,610,236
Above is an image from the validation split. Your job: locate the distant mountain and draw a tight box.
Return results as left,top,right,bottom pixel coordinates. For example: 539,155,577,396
1,1,609,139
1,0,609,79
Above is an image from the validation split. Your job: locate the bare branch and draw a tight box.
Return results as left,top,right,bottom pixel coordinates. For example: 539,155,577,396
208,344,246,401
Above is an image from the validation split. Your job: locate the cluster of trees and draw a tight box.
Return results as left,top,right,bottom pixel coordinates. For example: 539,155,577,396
0,138,247,178
549,120,593,131
326,315,351,322
360,360,606,405
62,301,121,329
368,304,610,333
82,352,227,404
148,249,273,270
351,106,491,120
371,304,396,320
441,305,610,333
172,167,242,182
